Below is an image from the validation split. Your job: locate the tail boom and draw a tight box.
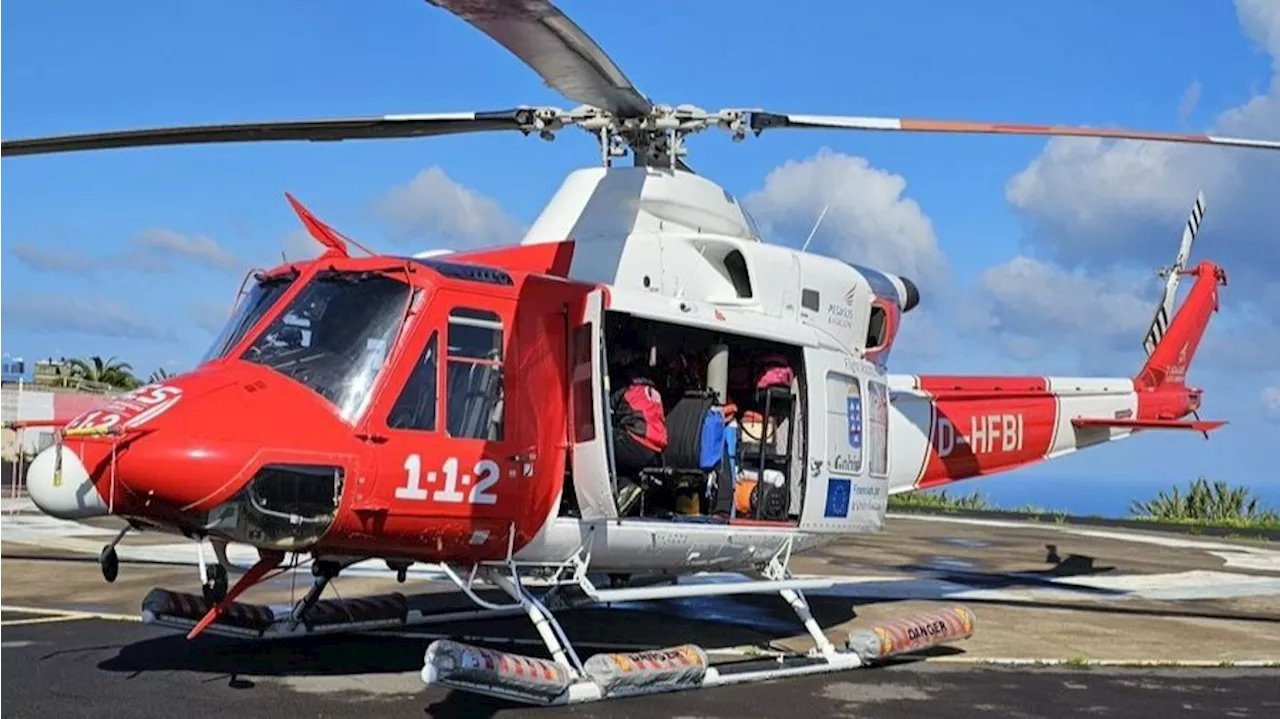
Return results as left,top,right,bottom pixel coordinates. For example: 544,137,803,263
887,259,1227,494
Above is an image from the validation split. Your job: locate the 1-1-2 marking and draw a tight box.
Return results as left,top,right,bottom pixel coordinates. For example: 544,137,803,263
395,455,500,505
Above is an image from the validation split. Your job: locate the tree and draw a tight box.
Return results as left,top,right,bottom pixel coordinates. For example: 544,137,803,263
68,355,141,390
1130,477,1280,524
149,367,174,383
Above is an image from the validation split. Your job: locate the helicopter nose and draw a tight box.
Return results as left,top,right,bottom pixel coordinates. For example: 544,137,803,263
26,443,111,520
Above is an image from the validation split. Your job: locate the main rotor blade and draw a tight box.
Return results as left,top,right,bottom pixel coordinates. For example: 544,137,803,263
1,109,542,157
425,0,652,118
748,112,1280,151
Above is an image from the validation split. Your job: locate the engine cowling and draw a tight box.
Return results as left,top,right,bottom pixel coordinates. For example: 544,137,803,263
851,263,920,313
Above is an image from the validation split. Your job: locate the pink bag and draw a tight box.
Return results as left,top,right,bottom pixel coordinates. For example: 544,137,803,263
756,365,794,390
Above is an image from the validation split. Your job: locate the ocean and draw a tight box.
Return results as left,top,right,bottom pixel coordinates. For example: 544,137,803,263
932,473,1280,519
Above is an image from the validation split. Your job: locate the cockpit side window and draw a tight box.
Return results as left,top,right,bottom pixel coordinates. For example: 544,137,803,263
387,331,439,432
201,272,296,363
445,307,505,441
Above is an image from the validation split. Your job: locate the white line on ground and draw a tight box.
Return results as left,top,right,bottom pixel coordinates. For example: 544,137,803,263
0,615,93,627
924,656,1280,668
0,604,141,623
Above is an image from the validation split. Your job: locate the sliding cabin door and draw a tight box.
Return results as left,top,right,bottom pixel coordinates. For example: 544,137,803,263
569,288,618,520
796,348,892,533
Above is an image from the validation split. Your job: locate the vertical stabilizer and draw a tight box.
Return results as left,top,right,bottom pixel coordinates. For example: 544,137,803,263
1142,190,1205,355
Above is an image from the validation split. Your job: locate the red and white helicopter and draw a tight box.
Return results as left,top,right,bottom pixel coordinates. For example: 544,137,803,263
5,0,1278,705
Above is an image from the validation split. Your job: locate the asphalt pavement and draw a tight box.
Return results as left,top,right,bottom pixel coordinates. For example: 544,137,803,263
3,615,1278,719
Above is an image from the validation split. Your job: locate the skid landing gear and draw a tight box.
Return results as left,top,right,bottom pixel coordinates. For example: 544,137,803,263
421,542,978,705
140,556,536,640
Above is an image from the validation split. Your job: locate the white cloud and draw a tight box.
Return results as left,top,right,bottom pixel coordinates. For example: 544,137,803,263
1177,80,1203,122
9,243,98,275
8,229,244,276
1263,385,1280,411
191,301,233,334
742,148,947,286
1006,0,1280,269
281,229,325,262
130,228,242,273
994,0,1280,367
379,166,525,248
1,292,174,342
975,256,1155,360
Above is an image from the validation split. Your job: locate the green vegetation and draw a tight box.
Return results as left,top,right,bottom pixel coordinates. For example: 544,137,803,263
886,489,1073,517
887,488,992,512
1128,477,1280,530
888,476,1279,532
65,355,141,390
22,355,176,393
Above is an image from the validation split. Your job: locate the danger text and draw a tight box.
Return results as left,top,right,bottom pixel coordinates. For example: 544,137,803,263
935,413,1024,458
906,619,949,642
396,455,500,505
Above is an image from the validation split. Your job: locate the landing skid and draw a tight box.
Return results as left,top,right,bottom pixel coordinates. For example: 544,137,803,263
420,539,977,705
139,536,976,705
141,587,532,640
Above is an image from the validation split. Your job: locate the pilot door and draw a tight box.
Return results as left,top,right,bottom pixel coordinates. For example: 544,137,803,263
796,347,892,533
369,289,524,557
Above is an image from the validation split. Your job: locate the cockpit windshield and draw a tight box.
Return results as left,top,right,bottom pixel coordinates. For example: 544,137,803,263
201,272,297,364
240,270,413,423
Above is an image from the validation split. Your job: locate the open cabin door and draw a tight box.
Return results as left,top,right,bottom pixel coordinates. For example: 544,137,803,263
569,287,618,520
796,348,892,533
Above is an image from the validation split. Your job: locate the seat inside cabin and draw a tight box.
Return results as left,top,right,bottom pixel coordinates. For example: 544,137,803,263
602,313,804,524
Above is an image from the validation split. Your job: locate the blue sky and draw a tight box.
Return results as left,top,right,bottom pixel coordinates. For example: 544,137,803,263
4,1,1278,503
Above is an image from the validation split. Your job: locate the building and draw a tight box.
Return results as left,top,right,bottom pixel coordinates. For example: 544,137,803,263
2,383,118,457
1,355,30,384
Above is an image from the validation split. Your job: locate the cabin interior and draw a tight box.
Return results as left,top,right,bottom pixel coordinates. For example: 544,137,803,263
561,309,808,526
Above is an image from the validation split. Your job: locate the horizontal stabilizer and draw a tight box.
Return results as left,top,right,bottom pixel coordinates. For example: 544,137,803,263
1071,417,1226,432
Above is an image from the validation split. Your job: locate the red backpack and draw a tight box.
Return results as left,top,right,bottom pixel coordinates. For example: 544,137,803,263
612,378,668,452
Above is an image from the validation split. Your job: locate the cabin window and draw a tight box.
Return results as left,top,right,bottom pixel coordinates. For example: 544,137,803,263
723,250,753,298
446,307,505,440
570,322,595,442
801,289,819,312
867,379,889,478
387,331,438,431
866,305,887,349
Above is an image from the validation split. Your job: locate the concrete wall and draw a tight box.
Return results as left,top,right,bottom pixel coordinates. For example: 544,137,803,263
1,383,117,457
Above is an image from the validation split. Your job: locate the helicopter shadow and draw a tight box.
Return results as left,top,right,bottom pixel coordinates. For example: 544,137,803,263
94,588,883,683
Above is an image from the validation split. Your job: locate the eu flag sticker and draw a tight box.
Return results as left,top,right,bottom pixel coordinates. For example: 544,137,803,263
824,478,851,518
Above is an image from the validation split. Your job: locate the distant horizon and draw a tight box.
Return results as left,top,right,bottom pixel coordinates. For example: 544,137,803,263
918,472,1280,519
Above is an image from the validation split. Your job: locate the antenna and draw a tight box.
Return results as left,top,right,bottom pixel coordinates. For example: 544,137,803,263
801,204,830,252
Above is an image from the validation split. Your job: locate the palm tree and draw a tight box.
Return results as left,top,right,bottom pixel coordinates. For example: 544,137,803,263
1130,477,1280,523
148,367,175,384
68,355,141,390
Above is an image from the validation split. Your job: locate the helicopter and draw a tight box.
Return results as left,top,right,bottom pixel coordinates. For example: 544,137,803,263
5,0,1278,706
